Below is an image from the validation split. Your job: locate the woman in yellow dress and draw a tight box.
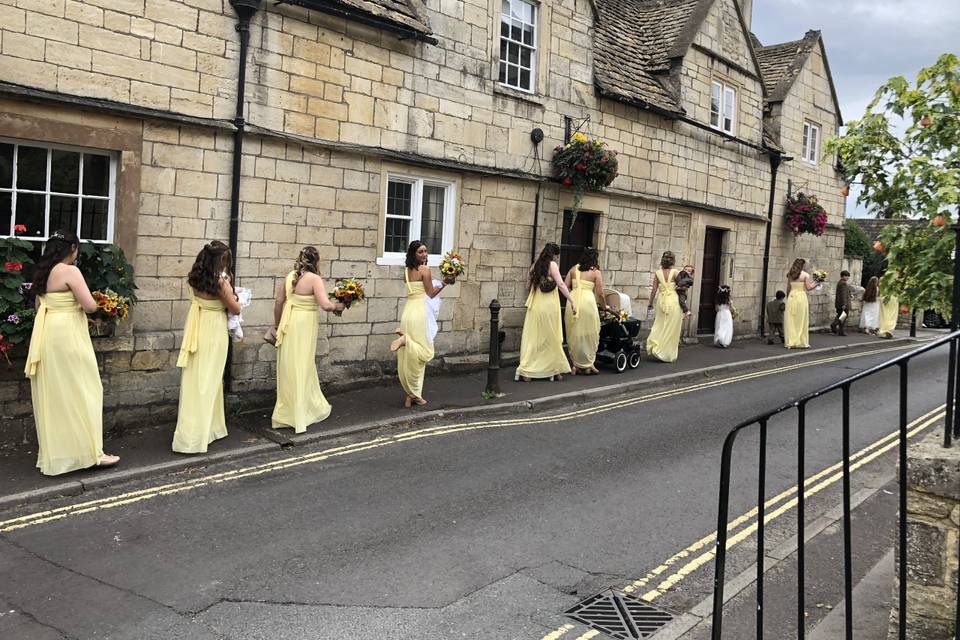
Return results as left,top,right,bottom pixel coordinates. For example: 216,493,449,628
784,257,819,349
516,242,576,381
391,241,452,408
878,289,900,338
564,247,607,375
645,251,683,363
25,230,119,475
172,241,241,454
271,246,344,432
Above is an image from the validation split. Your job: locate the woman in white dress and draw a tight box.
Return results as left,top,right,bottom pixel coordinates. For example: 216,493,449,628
713,285,734,348
859,276,880,335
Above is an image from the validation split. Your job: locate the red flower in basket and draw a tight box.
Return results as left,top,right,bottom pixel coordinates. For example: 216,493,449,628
575,163,586,171
563,176,573,186
4,261,22,272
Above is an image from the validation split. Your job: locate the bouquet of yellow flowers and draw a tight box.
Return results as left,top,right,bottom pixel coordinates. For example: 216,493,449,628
600,307,629,323
439,251,466,284
331,278,365,316
90,289,131,336
812,269,828,283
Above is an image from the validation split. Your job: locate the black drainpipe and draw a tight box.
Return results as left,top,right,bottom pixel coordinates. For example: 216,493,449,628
224,0,262,390
758,151,788,337
530,128,544,262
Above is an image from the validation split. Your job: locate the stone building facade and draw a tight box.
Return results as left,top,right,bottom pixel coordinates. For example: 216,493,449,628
0,0,847,440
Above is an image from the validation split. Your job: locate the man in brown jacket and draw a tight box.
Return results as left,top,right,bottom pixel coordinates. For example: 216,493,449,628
831,270,852,336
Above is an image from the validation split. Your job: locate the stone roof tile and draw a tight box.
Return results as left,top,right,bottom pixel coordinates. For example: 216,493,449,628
281,0,433,40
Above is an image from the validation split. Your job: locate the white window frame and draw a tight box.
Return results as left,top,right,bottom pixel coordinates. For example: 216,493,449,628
498,0,538,94
710,80,737,134
376,174,456,267
802,121,820,164
0,137,117,244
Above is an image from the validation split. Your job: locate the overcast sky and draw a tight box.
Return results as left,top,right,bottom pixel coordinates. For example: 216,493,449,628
751,0,960,218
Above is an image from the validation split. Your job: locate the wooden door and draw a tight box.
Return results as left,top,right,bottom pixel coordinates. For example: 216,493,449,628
560,210,595,277
698,228,724,333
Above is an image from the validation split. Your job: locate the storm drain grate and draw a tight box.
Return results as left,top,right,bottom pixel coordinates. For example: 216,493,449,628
565,589,675,639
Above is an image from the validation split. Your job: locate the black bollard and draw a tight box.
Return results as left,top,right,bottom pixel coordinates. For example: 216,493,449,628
910,309,917,337
485,299,501,396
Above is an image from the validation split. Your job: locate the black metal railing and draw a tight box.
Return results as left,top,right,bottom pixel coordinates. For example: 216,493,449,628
709,329,960,639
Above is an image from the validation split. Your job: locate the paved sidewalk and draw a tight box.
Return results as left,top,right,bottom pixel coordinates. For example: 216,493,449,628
0,329,936,511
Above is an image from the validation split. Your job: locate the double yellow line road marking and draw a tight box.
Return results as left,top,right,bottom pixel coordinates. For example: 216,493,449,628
543,404,945,640
0,343,914,537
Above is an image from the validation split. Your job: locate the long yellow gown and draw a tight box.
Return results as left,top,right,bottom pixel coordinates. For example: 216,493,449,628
172,288,228,454
516,284,571,379
565,268,600,370
397,270,434,400
879,295,900,336
784,281,810,349
25,291,105,476
646,269,682,363
272,272,331,432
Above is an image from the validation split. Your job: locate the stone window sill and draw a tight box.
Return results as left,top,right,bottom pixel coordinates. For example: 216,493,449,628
493,84,545,108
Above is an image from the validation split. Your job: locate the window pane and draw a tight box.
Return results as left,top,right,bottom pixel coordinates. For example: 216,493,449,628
802,123,809,159
81,199,109,240
384,217,410,254
420,185,445,254
500,20,509,38
523,1,533,22
0,143,12,188
49,196,79,235
501,0,509,15
17,146,47,191
723,116,733,132
83,154,110,196
498,61,507,83
15,193,45,238
51,149,81,194
511,22,521,41
522,23,534,45
520,68,531,90
520,46,532,68
507,64,518,86
810,126,819,161
500,39,507,61
387,181,412,218
511,0,521,20
0,193,10,236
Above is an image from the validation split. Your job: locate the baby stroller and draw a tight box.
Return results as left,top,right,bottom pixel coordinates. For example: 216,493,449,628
595,289,642,373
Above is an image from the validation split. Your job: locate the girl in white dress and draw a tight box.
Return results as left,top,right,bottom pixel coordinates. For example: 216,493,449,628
713,285,735,348
859,276,880,335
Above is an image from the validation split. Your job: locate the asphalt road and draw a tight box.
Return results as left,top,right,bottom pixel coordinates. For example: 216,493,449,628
0,342,951,640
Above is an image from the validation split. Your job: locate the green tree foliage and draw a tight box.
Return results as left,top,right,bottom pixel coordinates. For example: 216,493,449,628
843,220,887,286
826,54,960,318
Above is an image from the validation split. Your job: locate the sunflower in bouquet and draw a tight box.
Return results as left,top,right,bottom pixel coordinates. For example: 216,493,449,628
811,269,828,292
439,251,466,284
600,306,628,323
331,278,365,316
92,289,131,323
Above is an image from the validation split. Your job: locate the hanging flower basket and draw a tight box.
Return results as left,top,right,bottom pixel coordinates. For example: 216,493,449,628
785,192,827,237
552,132,619,224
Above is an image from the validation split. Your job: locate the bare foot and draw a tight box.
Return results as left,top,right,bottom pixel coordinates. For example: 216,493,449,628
97,454,120,467
570,367,578,375
413,397,427,406
390,335,407,352
404,396,413,408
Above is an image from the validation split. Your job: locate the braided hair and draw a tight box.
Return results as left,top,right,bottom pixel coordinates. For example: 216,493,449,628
293,246,320,286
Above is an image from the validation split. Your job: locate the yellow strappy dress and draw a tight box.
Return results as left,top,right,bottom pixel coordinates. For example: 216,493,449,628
784,281,810,349
646,269,682,363
516,282,571,380
25,291,105,476
879,294,900,336
172,288,228,454
397,269,434,400
565,268,600,370
272,271,331,432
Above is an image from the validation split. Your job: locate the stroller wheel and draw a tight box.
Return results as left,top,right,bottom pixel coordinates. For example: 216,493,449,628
628,351,641,369
614,351,628,373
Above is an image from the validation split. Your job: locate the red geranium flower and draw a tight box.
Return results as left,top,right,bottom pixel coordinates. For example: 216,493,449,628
14,224,26,233
4,262,22,272
575,163,586,171
563,177,573,186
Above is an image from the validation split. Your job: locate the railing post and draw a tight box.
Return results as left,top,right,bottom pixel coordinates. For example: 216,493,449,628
485,299,501,396
948,223,960,446
909,309,917,337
